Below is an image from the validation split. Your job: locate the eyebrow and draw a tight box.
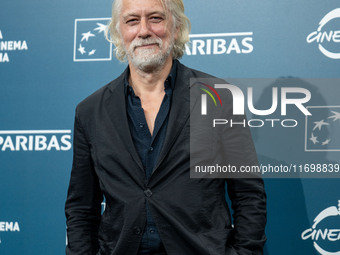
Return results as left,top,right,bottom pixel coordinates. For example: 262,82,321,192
122,11,166,21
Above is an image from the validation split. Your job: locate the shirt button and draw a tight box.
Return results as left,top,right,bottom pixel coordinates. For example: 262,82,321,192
139,123,144,128
144,189,153,197
149,228,155,234
149,147,154,151
133,226,141,235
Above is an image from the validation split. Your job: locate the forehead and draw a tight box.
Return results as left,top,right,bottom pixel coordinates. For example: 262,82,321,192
120,0,168,16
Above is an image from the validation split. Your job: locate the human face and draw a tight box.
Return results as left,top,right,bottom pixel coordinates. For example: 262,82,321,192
119,0,176,71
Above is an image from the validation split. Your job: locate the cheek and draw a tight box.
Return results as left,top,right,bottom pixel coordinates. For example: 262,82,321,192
150,24,169,38
120,26,138,43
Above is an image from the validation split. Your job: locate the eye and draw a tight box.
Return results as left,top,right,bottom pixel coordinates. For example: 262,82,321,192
150,16,163,23
126,18,139,25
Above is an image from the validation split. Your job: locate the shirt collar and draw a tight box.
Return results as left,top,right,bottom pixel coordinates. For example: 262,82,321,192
124,60,178,96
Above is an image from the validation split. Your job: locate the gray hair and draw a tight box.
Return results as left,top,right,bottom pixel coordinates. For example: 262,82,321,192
105,0,191,61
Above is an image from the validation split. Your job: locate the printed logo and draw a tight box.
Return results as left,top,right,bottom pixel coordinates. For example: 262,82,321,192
306,8,340,59
0,221,20,245
301,200,340,255
0,29,28,63
0,222,20,232
186,32,253,56
73,18,112,62
0,130,72,152
305,106,340,151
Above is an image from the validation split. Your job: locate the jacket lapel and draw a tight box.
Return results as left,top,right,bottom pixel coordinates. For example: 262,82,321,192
103,63,200,177
104,70,144,173
153,63,192,173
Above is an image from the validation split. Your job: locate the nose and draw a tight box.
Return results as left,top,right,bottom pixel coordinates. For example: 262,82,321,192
138,18,151,39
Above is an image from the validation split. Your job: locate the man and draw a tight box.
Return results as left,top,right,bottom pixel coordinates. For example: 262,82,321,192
65,0,266,254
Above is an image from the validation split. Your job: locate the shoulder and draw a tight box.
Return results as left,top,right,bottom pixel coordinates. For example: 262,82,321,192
75,68,127,116
177,61,218,80
176,61,228,90
176,61,233,108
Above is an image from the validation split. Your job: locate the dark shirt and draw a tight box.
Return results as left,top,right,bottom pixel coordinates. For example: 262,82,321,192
125,61,177,253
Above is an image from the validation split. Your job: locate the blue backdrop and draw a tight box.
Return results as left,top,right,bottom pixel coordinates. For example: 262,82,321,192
1,0,339,254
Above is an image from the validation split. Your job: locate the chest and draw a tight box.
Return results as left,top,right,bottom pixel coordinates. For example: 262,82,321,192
140,93,166,135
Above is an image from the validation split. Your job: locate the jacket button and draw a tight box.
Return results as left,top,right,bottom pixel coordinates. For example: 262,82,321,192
144,189,153,197
133,226,141,235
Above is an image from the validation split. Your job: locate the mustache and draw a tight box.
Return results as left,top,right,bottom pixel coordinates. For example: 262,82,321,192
130,37,163,50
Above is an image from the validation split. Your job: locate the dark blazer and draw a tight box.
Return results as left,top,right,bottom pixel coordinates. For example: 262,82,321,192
65,61,266,255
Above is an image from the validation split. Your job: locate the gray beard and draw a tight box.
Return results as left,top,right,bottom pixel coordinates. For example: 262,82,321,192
126,37,174,73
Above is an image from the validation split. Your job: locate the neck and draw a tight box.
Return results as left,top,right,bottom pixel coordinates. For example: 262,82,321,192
128,57,173,97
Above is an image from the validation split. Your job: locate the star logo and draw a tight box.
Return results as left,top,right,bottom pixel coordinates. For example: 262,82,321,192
321,139,331,146
88,49,96,56
94,23,107,33
313,120,329,131
81,31,95,42
78,44,86,55
328,111,340,122
73,18,112,62
309,133,319,144
305,106,340,151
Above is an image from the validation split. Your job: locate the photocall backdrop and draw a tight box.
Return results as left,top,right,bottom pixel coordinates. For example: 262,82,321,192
1,0,340,254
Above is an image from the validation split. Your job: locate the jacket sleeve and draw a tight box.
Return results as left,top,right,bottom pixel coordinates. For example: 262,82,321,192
65,107,103,255
222,114,267,255
227,177,267,255
206,80,267,255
